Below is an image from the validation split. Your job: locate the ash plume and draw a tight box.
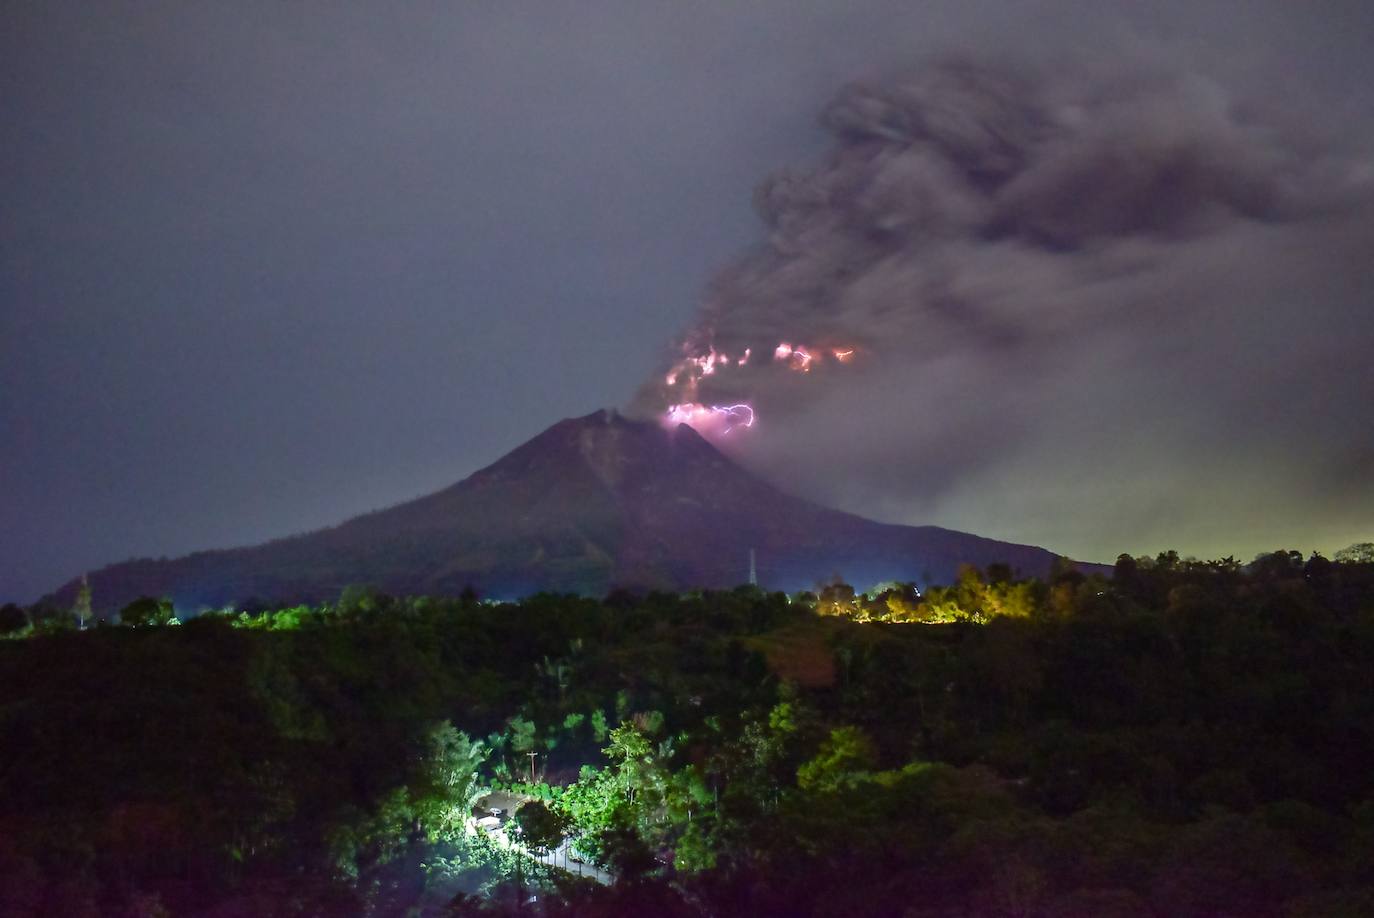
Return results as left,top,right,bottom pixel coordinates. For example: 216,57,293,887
631,56,1374,561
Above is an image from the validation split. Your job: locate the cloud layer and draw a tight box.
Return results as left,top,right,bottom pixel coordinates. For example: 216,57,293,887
634,57,1374,561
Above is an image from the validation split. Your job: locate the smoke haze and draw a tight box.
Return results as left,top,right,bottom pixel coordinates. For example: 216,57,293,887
634,55,1374,562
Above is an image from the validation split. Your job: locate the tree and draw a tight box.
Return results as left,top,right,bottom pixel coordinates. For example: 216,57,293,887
1335,542,1374,564
337,584,383,617
536,656,571,703
0,603,27,636
817,581,856,617
985,562,1015,585
25,601,71,633
71,575,93,630
954,565,989,620
1049,555,1083,582
884,590,921,621
605,723,656,804
507,715,536,754
120,596,176,627
1113,553,1139,584
559,764,628,860
1250,550,1305,579
796,726,878,793
590,709,610,743
512,801,567,853
414,722,486,842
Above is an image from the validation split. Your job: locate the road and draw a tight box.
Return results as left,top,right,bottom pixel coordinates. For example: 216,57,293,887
473,791,614,886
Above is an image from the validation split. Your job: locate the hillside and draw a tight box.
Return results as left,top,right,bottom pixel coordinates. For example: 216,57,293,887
49,410,1098,614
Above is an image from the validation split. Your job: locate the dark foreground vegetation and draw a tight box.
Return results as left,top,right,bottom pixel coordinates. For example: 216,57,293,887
3,549,1374,917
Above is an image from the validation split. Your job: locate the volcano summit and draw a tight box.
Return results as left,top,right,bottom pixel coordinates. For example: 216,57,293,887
50,411,1098,614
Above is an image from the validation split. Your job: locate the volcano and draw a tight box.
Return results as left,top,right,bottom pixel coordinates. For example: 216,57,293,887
50,410,1102,614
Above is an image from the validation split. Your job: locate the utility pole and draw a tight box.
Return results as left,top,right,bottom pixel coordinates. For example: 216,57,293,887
73,574,92,631
527,751,538,784
749,548,757,587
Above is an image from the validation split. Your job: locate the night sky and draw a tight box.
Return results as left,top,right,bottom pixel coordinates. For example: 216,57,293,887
4,1,1373,603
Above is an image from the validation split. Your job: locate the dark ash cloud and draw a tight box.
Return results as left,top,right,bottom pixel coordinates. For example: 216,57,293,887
634,56,1374,562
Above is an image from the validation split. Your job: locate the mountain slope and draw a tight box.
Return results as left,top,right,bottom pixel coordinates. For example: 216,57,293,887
50,410,1103,614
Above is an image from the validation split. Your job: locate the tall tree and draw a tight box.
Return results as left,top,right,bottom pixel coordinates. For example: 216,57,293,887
415,722,487,842
120,596,175,627
0,602,27,636
1335,542,1374,563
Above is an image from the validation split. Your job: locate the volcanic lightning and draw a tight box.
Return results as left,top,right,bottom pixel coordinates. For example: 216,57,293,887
659,339,858,436
665,403,756,436
664,347,747,395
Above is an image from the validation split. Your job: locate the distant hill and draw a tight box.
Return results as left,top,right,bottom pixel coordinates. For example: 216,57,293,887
48,410,1105,614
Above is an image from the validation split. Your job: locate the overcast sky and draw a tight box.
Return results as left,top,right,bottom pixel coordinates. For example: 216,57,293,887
4,1,1373,602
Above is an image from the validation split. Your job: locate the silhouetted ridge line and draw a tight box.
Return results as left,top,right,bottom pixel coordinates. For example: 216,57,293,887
47,410,1102,613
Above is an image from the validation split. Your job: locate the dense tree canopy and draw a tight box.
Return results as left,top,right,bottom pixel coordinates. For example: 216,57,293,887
1,551,1373,915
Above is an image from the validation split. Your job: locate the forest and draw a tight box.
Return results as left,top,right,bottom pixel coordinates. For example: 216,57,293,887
2,548,1374,917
